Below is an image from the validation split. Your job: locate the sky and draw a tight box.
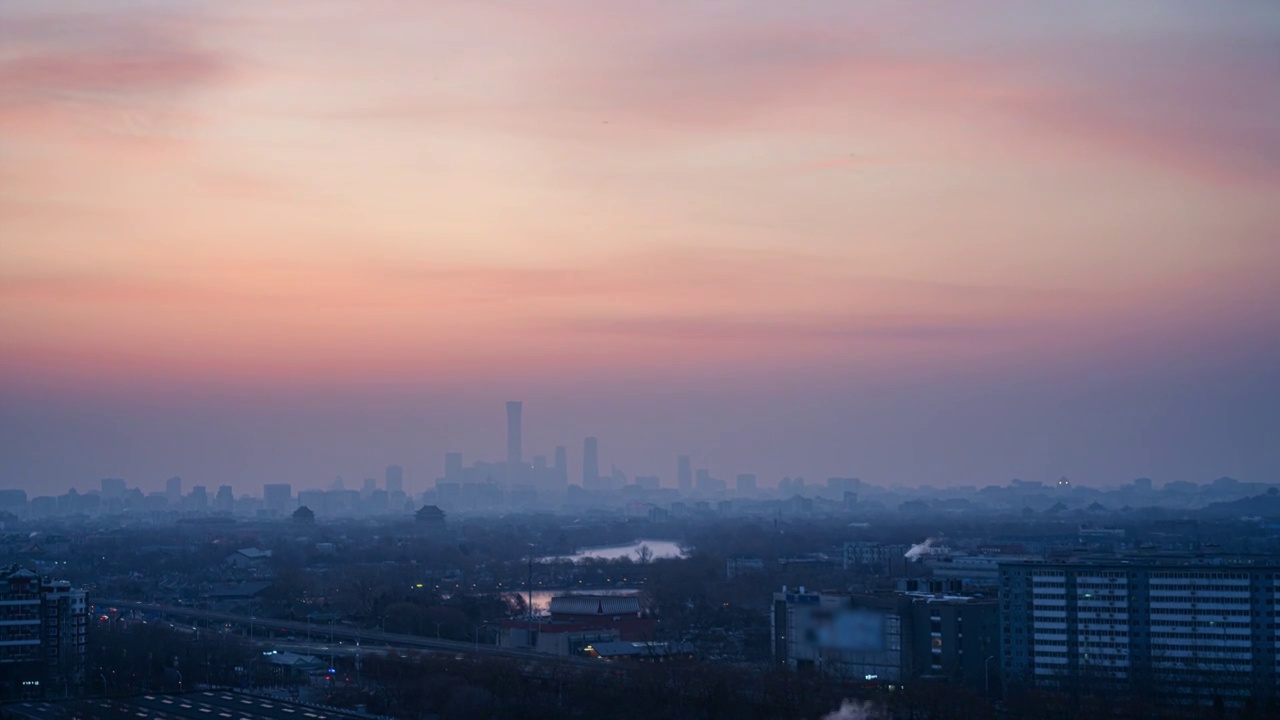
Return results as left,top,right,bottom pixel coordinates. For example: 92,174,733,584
2,0,1279,496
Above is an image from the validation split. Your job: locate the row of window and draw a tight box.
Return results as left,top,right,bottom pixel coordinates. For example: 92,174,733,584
1150,573,1252,580
1148,620,1251,629
1149,585,1253,592
1151,608,1252,615
1149,631,1253,640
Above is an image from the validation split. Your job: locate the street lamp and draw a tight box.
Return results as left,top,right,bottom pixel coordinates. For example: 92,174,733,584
984,655,996,697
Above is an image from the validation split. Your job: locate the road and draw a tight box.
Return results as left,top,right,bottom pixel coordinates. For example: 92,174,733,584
97,599,587,666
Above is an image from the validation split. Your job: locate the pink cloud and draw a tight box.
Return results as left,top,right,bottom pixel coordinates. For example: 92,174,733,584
339,3,1277,185
0,5,232,142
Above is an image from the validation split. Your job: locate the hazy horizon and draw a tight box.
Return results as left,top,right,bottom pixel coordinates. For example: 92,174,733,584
2,1,1278,496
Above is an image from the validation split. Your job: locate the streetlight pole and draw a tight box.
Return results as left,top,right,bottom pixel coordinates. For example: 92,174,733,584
985,655,996,697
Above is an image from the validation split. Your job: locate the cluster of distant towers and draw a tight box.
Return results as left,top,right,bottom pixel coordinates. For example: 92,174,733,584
440,401,703,495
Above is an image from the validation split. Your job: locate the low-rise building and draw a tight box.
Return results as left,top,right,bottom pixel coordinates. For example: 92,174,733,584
498,594,657,656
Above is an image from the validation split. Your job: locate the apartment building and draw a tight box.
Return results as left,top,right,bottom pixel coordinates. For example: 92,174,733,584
1000,556,1280,705
41,579,88,695
0,566,88,699
0,566,43,697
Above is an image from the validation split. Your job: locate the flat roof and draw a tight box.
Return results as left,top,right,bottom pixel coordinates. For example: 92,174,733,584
1,690,369,720
998,553,1280,569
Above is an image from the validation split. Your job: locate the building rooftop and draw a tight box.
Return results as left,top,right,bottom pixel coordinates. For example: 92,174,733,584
998,552,1280,568
0,564,38,581
549,595,641,617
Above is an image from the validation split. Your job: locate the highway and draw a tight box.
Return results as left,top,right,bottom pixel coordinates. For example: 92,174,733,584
96,599,590,667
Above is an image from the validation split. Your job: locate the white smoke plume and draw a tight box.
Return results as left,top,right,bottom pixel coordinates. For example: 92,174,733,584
822,699,884,720
904,537,939,561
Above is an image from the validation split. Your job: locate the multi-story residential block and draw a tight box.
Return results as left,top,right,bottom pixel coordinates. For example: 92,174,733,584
0,566,87,699
0,566,43,697
1000,556,1280,706
40,580,88,696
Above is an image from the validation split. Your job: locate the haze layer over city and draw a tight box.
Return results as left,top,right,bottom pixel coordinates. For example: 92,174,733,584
2,0,1278,496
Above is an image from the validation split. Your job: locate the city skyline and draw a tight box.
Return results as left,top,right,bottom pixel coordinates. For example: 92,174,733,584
0,397,1271,498
2,1,1279,493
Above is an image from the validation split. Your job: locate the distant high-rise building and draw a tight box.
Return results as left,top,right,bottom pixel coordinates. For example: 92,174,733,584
696,469,726,493
214,485,234,513
100,477,126,499
678,456,692,492
263,483,292,515
736,474,757,493
554,446,568,483
506,401,523,466
385,465,404,494
583,437,599,489
445,453,463,483
827,477,861,496
189,485,208,510
362,478,377,496
165,476,182,504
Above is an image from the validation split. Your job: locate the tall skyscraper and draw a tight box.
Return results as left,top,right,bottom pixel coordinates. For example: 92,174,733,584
554,445,568,483
583,437,599,489
678,455,692,492
736,473,758,493
385,464,404,494
190,485,208,510
506,401,523,466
